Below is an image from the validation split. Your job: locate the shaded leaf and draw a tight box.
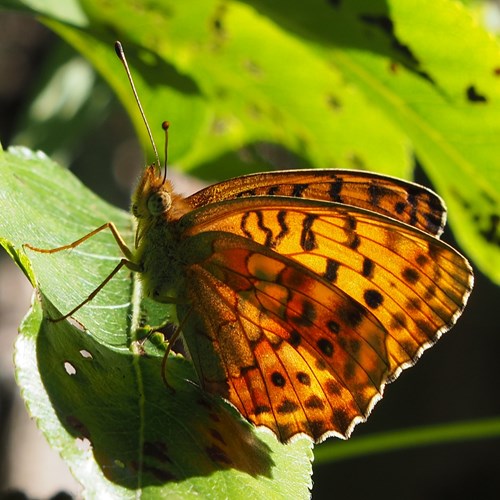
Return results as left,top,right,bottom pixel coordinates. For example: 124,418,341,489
1,148,313,498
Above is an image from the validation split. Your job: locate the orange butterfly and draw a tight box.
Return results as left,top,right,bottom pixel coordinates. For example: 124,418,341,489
28,43,473,444
131,165,473,443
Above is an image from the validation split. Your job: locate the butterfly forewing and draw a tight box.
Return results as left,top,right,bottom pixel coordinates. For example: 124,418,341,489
186,170,447,236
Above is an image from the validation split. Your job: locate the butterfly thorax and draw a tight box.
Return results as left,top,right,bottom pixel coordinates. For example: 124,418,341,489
131,165,192,302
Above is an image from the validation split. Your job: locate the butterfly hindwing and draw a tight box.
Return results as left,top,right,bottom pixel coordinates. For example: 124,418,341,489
179,231,393,442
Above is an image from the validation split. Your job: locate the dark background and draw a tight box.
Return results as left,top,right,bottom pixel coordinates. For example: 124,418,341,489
0,12,498,500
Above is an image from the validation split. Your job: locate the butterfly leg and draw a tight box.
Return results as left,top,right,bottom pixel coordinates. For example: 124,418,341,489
24,222,134,260
23,222,140,321
52,258,139,321
161,307,193,391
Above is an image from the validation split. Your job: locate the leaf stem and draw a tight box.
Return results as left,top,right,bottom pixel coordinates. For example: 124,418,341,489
314,417,500,465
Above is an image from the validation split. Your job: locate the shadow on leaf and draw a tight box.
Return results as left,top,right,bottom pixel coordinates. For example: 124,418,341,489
36,295,275,487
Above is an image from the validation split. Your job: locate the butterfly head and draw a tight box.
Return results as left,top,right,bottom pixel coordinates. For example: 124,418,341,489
131,165,191,249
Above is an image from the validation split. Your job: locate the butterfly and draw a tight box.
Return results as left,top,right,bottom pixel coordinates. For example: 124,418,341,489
130,165,473,443
27,43,473,444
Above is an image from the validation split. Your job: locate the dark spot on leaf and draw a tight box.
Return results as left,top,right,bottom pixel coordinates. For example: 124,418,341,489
66,415,90,439
466,85,487,103
143,441,171,463
479,213,500,246
327,94,342,110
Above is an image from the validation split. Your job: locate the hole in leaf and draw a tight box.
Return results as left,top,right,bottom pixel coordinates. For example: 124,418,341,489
79,349,93,359
76,437,92,451
67,317,87,331
64,361,76,375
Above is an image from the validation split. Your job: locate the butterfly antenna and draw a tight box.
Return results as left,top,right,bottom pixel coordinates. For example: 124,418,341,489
161,120,169,184
114,41,161,172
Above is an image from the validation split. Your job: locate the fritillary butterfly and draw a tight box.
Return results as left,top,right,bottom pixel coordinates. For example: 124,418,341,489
28,43,473,444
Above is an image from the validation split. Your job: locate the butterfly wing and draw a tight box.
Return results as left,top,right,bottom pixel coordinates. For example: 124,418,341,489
177,196,473,443
186,169,446,236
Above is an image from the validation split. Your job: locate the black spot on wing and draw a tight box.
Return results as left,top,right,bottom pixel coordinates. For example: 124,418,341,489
289,329,301,347
291,300,317,327
277,399,299,414
255,405,271,415
273,210,290,247
305,395,325,410
339,305,364,329
364,289,384,309
402,267,420,284
317,338,334,357
368,182,389,206
292,184,309,197
271,372,286,387
328,178,344,202
362,257,374,278
324,259,340,283
300,214,319,251
327,320,340,334
349,234,361,250
240,212,254,240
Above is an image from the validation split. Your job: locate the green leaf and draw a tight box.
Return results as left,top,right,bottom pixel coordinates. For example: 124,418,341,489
1,147,313,498
9,0,499,282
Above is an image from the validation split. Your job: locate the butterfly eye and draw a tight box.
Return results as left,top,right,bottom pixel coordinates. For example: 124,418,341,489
147,191,171,216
